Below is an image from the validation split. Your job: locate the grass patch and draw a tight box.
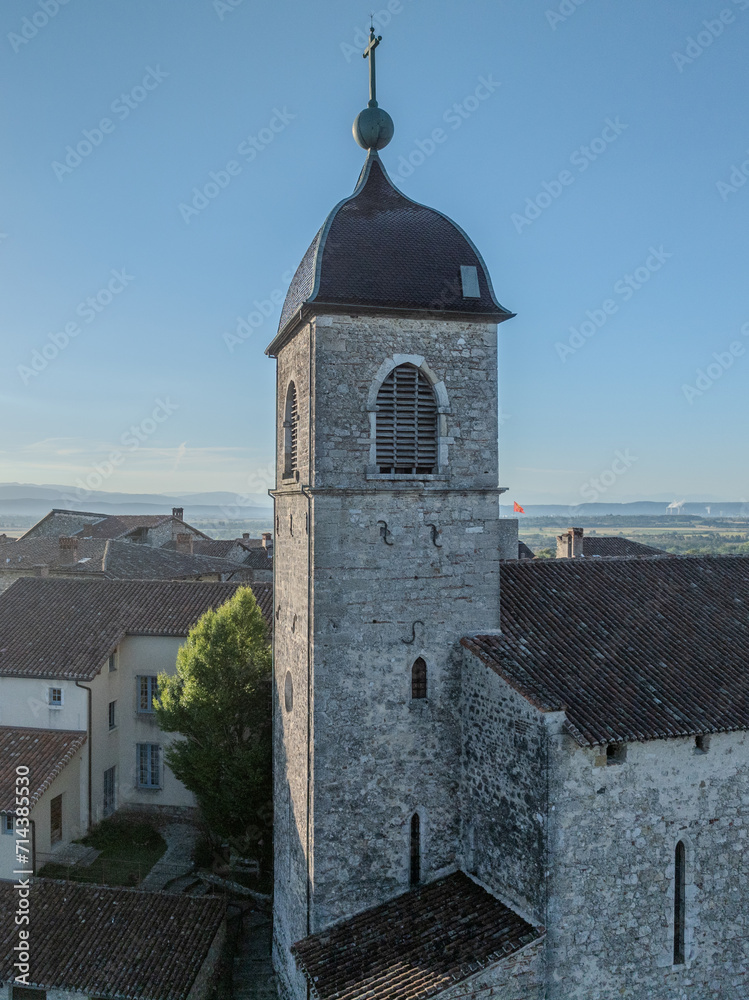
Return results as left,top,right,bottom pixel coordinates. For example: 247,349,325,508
39,816,166,887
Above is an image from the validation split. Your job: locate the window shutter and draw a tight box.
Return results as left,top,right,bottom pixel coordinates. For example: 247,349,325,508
376,365,438,474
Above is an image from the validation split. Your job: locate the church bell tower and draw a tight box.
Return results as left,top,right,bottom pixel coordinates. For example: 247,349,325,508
267,30,514,998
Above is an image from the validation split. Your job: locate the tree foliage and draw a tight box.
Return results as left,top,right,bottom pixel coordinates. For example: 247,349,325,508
155,587,272,857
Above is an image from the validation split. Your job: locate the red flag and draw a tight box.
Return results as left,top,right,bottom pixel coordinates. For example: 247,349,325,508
513,501,525,513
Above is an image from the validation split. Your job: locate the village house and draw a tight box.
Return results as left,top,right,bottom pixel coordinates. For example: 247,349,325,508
555,525,668,558
0,727,87,881
0,879,225,1000
19,507,208,547
0,579,272,861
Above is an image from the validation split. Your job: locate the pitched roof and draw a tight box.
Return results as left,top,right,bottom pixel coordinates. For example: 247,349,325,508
582,536,667,558
463,556,749,746
269,152,513,352
0,579,272,680
0,880,224,1000
0,727,86,812
292,872,541,1000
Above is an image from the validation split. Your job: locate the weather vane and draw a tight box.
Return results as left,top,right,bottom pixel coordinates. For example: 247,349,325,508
352,26,394,151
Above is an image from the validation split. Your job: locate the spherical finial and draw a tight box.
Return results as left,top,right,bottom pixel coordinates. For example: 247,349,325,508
353,106,395,150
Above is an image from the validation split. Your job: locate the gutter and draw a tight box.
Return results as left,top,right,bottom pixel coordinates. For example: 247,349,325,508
74,680,93,830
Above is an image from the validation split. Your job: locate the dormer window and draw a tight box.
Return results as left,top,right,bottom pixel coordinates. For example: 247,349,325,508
283,381,299,480
376,364,437,475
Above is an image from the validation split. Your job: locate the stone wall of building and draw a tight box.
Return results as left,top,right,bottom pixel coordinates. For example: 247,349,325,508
461,650,553,924
547,730,749,999
272,322,315,1000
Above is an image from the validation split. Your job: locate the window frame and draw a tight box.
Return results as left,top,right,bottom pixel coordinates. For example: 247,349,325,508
108,650,117,672
282,380,299,481
2,813,13,835
137,675,159,714
136,743,162,789
375,363,438,476
48,687,63,709
103,765,116,817
411,658,428,700
108,700,117,730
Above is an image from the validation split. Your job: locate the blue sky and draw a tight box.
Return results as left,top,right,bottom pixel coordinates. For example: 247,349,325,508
1,0,747,505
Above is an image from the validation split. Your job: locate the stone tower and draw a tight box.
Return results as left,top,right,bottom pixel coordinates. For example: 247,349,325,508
266,30,514,999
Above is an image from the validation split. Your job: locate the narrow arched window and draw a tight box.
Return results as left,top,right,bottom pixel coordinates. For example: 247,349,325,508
411,658,427,700
674,840,686,964
410,813,421,886
376,364,438,475
283,382,298,478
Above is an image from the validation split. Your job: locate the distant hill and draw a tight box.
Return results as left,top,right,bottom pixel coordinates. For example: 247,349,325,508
501,501,749,519
0,483,272,520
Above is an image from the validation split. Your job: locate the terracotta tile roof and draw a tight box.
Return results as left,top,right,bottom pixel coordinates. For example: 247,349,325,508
242,547,273,570
582,536,667,558
291,872,541,1000
463,556,749,746
192,539,242,558
0,879,224,1000
0,727,86,812
74,514,211,541
0,579,272,680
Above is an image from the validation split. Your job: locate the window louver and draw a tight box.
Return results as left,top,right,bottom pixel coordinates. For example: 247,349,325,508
284,382,298,477
376,365,438,474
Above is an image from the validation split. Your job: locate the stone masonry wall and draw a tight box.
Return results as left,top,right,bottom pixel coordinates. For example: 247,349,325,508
272,323,313,1000
547,730,749,999
461,650,550,924
438,938,545,1000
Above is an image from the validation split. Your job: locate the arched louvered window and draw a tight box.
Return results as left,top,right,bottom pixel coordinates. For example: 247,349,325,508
283,382,298,478
376,364,438,475
411,658,427,700
410,813,421,886
674,840,686,965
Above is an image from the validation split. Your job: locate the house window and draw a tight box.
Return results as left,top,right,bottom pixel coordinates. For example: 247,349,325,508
284,671,294,713
103,766,116,817
376,364,438,475
283,381,299,479
108,700,117,730
137,676,159,714
48,687,63,709
411,658,427,700
50,794,63,844
410,813,421,886
2,814,13,835
694,734,710,754
674,840,686,964
12,988,47,1000
606,742,627,764
108,650,117,672
137,744,161,789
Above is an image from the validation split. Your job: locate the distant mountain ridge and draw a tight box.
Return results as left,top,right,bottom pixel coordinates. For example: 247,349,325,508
0,483,272,520
500,500,749,518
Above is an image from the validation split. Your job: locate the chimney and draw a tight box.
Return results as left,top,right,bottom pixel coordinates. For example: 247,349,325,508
173,507,184,521
242,532,250,540
556,527,584,559
59,537,79,565
262,532,273,557
176,532,193,555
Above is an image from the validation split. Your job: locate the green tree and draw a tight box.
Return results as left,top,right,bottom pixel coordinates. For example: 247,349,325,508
155,586,272,860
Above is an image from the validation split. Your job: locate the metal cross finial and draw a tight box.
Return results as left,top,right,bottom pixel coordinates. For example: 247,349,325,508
363,25,382,107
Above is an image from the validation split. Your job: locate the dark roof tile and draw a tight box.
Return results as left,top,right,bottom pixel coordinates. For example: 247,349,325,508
0,727,86,812
292,872,541,1000
463,556,749,746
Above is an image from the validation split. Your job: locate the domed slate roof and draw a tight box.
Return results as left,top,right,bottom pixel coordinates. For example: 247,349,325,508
268,151,513,352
